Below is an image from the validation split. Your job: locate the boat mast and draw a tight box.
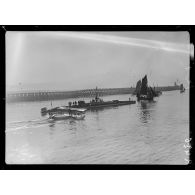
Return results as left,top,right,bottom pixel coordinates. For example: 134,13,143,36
95,86,98,102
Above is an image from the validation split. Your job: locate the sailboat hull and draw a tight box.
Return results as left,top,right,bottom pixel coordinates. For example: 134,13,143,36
137,97,153,101
137,94,153,101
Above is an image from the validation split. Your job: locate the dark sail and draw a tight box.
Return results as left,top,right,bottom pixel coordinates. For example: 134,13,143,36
140,75,148,95
134,80,142,94
95,86,99,102
180,84,184,90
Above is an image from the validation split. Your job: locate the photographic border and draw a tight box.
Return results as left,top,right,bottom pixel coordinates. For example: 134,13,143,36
1,25,194,170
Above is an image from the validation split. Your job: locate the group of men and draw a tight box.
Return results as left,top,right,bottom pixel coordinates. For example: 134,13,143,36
68,101,78,107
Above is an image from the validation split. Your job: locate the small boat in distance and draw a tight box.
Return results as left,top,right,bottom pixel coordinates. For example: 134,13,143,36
180,84,185,93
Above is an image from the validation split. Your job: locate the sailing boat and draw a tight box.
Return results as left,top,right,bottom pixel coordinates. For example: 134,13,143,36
180,84,185,93
136,75,154,101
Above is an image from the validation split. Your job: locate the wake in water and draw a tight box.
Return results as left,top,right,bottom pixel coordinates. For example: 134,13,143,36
7,118,46,124
6,117,50,132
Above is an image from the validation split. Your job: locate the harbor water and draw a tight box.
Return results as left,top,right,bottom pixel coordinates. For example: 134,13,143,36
6,90,189,164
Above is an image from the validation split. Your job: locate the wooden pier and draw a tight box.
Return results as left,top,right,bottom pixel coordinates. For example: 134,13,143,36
6,86,180,103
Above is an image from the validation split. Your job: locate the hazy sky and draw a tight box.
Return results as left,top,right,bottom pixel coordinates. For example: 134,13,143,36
6,31,190,91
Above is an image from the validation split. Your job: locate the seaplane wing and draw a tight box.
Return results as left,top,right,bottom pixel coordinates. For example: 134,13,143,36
69,108,87,112
58,106,67,110
57,107,86,113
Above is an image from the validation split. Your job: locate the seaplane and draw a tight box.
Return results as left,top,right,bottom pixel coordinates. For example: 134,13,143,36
42,107,86,120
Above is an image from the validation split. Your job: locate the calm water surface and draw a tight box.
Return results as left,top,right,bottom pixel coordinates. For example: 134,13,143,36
6,90,189,164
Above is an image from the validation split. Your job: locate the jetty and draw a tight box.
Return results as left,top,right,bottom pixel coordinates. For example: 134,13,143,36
6,85,180,103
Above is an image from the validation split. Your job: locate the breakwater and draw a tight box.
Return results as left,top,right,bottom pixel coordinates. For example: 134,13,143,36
6,86,180,103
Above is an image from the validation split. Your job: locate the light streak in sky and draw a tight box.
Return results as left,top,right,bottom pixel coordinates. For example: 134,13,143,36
54,31,193,55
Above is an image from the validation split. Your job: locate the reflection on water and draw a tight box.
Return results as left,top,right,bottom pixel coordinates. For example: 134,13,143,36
68,120,77,133
48,120,55,136
139,101,156,124
6,91,189,164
